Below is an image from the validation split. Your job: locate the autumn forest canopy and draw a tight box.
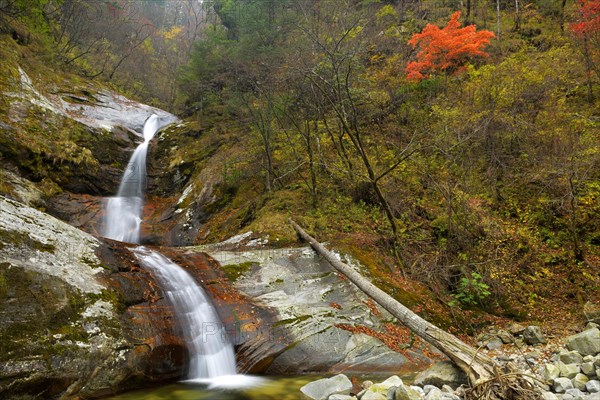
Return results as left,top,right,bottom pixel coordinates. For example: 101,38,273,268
1,0,599,325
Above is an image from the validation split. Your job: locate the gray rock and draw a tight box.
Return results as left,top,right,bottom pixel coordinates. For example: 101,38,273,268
571,373,589,391
300,374,353,400
394,385,422,400
564,388,586,400
424,387,443,400
585,379,600,393
378,375,403,390
497,330,514,344
413,361,468,389
583,302,600,324
362,381,374,389
565,328,600,356
410,386,425,396
581,362,596,377
440,395,460,400
330,395,355,400
543,363,561,380
541,393,559,400
523,326,547,345
597,368,600,379
554,377,574,393
423,385,437,395
441,385,454,394
585,322,600,331
509,323,527,335
560,350,584,365
558,362,581,378
486,336,504,350
361,391,386,400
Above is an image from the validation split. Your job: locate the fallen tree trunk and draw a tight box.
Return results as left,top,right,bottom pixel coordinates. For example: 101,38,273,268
290,219,496,384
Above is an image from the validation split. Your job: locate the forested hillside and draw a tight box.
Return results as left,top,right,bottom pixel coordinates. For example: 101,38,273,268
1,0,598,331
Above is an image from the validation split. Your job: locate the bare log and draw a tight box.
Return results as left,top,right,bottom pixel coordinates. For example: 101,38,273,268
289,218,496,384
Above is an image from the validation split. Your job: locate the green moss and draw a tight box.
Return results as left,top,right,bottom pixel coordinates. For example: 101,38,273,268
0,269,7,299
87,289,126,314
220,261,256,283
273,315,311,327
0,228,55,253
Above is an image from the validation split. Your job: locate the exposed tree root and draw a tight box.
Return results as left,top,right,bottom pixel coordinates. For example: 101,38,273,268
464,364,543,400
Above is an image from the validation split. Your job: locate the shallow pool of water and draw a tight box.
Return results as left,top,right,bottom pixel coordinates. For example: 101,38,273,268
106,375,324,400
106,373,416,400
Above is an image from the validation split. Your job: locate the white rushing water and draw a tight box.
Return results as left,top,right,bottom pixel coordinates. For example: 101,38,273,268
102,114,244,383
133,247,237,378
103,114,162,243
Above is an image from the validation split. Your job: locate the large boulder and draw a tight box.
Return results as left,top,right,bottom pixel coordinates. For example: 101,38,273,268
0,196,186,399
565,328,600,356
413,361,468,389
207,246,438,375
300,374,353,400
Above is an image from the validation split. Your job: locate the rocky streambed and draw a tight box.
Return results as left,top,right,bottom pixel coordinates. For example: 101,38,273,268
298,324,600,400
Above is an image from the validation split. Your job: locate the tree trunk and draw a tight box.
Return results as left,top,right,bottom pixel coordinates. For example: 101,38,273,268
560,0,567,31
514,0,520,31
497,0,501,39
289,219,497,385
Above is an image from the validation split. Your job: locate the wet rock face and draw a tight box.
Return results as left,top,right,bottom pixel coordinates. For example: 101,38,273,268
156,247,288,373
205,245,439,375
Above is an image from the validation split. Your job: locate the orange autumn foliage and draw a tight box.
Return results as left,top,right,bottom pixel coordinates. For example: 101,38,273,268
570,0,600,38
406,11,495,81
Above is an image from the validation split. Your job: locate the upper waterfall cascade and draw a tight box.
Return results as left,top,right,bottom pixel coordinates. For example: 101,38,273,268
103,114,162,243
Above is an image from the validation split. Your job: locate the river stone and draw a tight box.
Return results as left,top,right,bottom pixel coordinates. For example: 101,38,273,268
540,393,559,400
581,362,596,377
553,377,574,393
560,350,584,365
300,374,353,400
394,384,422,400
585,322,599,331
564,388,586,400
497,330,514,344
413,361,468,389
486,336,503,350
586,379,600,393
329,395,355,400
543,363,561,380
565,328,600,356
523,325,547,345
583,302,600,324
361,391,386,400
571,373,589,390
375,375,403,391
558,362,581,378
424,387,444,400
508,323,526,335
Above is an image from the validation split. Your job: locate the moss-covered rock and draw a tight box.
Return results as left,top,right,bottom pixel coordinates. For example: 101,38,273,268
0,196,188,399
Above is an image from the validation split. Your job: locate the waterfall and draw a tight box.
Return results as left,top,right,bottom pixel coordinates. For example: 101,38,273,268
133,247,237,378
103,114,161,243
102,113,240,382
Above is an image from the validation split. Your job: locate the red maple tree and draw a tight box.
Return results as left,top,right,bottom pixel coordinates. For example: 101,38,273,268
406,12,495,82
570,0,600,38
